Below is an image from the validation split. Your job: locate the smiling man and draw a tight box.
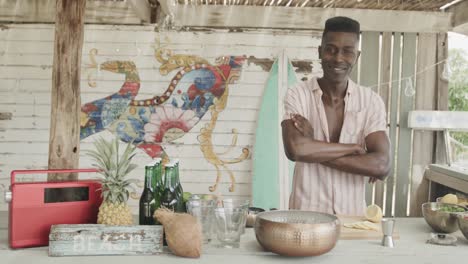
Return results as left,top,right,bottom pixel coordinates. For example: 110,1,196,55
281,16,391,216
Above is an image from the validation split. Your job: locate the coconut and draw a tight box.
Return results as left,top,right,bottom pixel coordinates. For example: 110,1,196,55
154,208,202,258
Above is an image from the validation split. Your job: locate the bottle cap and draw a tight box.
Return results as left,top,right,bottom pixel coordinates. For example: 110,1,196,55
165,161,175,168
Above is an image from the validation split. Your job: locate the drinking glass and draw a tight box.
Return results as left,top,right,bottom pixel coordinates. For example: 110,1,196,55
220,198,249,234
214,207,247,248
186,196,217,244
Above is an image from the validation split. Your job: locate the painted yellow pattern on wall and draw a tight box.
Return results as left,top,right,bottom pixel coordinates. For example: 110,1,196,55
82,47,249,192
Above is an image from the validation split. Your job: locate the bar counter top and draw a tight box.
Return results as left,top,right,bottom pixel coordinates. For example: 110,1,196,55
1,211,467,264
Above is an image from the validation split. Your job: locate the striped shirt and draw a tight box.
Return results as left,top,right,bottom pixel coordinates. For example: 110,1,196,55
283,77,387,216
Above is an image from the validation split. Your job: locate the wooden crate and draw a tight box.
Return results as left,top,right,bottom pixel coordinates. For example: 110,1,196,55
49,224,163,256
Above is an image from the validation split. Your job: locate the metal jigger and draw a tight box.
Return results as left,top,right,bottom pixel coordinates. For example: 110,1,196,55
381,218,395,248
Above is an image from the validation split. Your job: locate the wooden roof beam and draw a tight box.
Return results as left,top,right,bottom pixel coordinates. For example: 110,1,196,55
173,6,453,33
127,0,152,24
0,0,144,24
447,0,468,36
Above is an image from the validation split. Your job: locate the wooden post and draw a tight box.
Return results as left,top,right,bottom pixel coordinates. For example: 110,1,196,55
48,0,87,181
434,33,449,165
409,33,438,216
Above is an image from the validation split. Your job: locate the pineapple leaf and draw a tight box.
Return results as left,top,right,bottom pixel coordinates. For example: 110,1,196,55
86,151,109,170
86,137,138,204
124,164,138,177
94,138,112,166
117,144,136,177
123,190,129,202
126,179,140,184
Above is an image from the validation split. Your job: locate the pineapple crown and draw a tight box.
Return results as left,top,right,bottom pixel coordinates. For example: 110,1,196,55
86,137,138,203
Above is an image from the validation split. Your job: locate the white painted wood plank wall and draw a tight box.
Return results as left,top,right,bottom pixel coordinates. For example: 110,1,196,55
0,24,322,212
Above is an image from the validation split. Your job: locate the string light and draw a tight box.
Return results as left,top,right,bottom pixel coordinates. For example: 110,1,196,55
404,77,415,97
441,61,452,81
366,59,449,97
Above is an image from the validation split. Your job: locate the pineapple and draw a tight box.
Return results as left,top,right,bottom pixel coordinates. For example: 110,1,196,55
87,137,137,225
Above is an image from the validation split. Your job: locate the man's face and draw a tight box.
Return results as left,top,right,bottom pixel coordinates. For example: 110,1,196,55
319,31,360,84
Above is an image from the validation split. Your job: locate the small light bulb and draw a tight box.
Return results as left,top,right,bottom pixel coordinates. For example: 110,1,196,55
404,78,415,97
441,61,452,81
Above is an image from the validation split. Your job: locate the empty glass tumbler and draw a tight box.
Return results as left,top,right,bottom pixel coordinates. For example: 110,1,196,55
186,195,217,244
220,198,250,234
214,206,248,248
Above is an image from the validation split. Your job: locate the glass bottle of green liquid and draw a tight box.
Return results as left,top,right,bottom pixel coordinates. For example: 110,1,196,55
160,162,178,211
151,158,163,224
173,159,186,213
139,164,156,225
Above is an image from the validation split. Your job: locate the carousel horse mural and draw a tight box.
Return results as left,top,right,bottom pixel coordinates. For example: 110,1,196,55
80,48,249,192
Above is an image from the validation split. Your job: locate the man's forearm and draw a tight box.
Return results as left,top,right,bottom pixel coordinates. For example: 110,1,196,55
288,135,362,163
322,152,390,179
282,119,363,163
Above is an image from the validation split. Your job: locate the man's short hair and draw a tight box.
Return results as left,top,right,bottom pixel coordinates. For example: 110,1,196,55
322,16,360,40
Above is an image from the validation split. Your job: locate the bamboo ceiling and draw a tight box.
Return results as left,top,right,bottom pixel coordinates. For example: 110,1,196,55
166,0,457,11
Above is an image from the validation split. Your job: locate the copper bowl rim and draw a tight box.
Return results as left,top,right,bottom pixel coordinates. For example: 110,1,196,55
455,212,468,220
422,202,468,213
255,210,340,227
422,201,468,208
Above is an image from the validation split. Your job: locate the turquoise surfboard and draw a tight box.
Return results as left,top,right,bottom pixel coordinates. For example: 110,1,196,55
252,58,298,210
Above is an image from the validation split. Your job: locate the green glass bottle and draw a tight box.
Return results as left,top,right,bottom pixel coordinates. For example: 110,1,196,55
173,159,185,212
139,164,156,225
151,158,163,206
152,158,163,224
160,162,178,211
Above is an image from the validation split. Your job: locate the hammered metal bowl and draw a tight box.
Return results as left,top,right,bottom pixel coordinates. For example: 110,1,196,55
254,210,340,257
246,207,265,227
422,202,467,233
457,213,468,240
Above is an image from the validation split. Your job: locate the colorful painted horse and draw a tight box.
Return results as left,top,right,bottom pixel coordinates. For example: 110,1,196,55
80,52,248,192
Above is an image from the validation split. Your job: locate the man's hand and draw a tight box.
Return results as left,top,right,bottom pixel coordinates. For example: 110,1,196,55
282,119,368,163
353,145,367,155
290,114,314,138
290,113,366,155
368,177,378,184
321,131,391,180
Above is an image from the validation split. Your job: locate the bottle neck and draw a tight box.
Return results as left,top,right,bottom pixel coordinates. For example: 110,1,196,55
153,162,163,185
164,167,176,188
174,164,180,184
145,166,152,189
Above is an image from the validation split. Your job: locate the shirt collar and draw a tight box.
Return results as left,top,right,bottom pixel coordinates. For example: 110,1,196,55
312,77,356,95
346,78,356,95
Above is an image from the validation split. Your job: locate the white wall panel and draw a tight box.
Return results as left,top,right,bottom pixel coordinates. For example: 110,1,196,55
0,24,322,212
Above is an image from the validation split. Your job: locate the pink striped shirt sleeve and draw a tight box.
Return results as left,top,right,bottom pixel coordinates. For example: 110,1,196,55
364,92,387,137
283,85,302,121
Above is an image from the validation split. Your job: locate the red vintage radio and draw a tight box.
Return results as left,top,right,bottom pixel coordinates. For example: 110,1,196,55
5,169,103,248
